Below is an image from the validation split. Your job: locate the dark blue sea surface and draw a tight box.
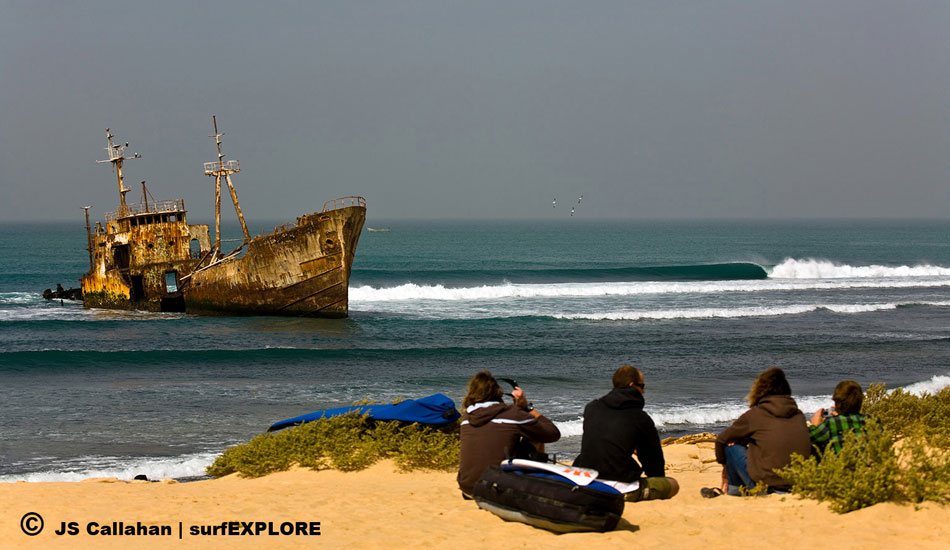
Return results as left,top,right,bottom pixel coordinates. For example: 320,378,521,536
2,220,949,480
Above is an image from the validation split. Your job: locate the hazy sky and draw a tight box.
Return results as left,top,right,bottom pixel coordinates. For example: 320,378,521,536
2,1,949,223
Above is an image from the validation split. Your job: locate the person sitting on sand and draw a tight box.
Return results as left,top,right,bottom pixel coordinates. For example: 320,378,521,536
712,367,810,497
808,380,867,459
572,365,679,501
457,370,560,497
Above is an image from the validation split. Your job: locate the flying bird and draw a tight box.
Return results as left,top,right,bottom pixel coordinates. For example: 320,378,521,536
570,206,575,217
577,195,584,204
552,198,557,208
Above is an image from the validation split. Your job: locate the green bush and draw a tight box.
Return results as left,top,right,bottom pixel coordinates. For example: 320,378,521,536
897,433,950,505
207,412,460,478
393,423,462,471
777,421,899,513
862,383,950,439
778,383,950,513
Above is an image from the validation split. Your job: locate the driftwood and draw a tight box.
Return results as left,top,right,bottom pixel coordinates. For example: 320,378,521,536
661,432,718,446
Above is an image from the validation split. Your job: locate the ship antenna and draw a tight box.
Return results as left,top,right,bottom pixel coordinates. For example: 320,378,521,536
204,116,250,254
96,128,141,217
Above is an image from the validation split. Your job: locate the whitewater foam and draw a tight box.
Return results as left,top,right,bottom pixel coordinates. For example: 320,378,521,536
0,306,190,323
551,390,935,438
768,258,950,279
0,451,220,483
0,307,89,322
554,418,585,438
0,292,39,304
542,301,950,321
349,277,950,304
902,374,950,396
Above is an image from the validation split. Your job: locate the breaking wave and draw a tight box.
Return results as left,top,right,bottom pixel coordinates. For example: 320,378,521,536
768,258,950,279
353,262,767,285
903,374,950,396
0,450,220,483
351,260,950,304
550,301,950,321
553,378,949,437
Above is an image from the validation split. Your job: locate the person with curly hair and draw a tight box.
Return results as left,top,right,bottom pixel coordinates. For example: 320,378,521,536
709,367,810,497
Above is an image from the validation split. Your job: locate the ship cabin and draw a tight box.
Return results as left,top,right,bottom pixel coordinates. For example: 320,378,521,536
83,199,212,312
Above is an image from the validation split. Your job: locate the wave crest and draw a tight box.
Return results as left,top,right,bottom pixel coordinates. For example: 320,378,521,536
902,374,950,396
550,379,949,437
769,258,950,279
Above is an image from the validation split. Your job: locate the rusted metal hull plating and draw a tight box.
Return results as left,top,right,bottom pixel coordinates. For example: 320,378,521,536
184,204,365,317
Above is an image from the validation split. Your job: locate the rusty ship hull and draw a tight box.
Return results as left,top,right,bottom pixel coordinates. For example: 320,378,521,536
81,199,365,317
184,203,365,317
80,124,365,318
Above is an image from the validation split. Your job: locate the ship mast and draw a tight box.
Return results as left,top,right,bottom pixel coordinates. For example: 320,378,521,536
96,128,141,217
82,206,93,270
204,116,250,255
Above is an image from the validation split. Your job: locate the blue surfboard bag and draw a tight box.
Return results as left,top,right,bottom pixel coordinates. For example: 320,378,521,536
267,393,461,432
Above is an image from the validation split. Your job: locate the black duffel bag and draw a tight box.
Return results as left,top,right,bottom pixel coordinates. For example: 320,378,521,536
472,465,625,533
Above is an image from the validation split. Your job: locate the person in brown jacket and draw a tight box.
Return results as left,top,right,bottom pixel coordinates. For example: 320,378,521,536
457,370,561,497
712,367,810,496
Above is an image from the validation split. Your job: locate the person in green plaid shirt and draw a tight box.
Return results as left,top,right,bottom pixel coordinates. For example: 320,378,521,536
808,380,867,458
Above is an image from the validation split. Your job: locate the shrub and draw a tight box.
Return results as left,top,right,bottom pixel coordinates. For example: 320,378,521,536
779,383,950,512
896,433,950,505
862,383,950,439
739,480,769,497
392,423,461,472
207,412,460,478
777,421,899,513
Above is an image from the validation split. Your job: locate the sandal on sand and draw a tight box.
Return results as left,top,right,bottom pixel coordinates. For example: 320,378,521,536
700,487,723,499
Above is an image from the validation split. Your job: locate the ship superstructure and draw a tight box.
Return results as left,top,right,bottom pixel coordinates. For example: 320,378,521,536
80,120,365,317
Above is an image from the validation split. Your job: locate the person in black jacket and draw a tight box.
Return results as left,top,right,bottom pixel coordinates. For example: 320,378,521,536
572,365,679,501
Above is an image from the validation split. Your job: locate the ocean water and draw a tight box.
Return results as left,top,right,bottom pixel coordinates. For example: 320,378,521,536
2,219,950,481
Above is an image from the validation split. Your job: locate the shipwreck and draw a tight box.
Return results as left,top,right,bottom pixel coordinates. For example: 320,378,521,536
80,118,365,317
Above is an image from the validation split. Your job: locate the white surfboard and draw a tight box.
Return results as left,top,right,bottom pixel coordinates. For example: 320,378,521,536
500,459,600,486
596,478,640,494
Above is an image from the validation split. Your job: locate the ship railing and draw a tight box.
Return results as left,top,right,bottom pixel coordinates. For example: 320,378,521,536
203,160,240,175
105,199,186,221
322,196,366,212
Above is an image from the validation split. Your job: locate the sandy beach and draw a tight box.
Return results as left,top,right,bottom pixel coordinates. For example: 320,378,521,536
2,440,947,550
